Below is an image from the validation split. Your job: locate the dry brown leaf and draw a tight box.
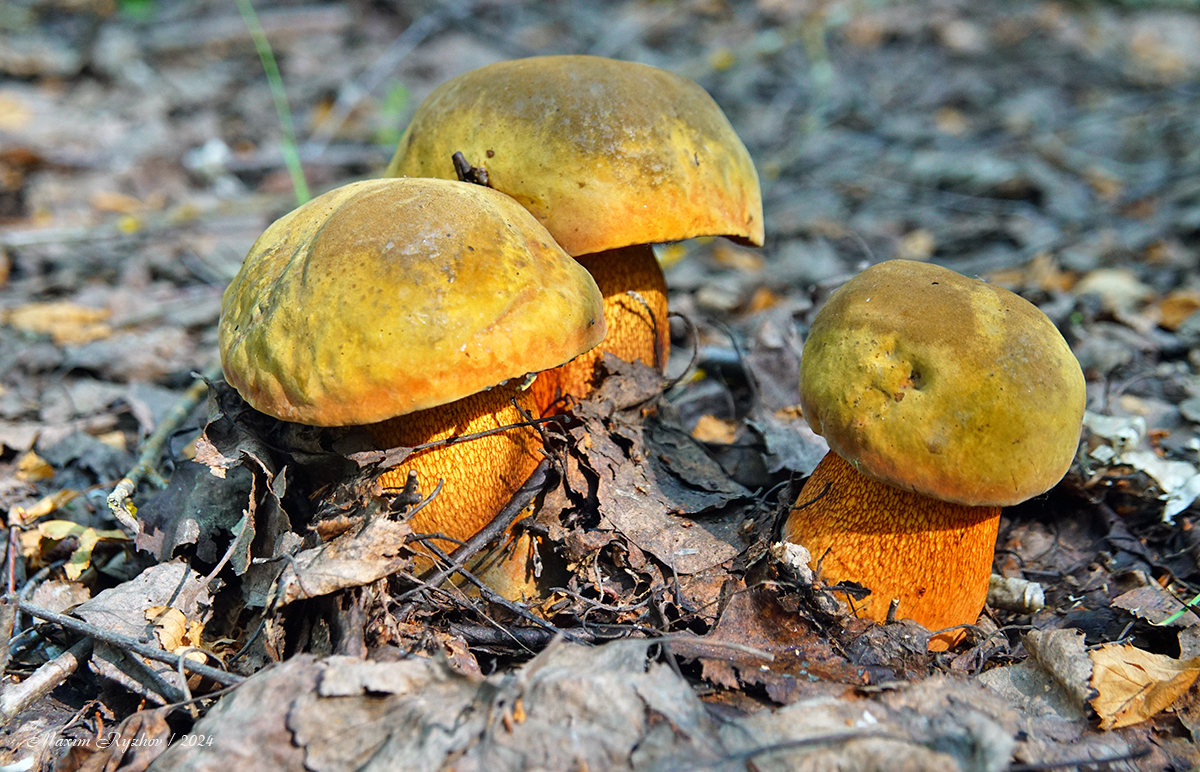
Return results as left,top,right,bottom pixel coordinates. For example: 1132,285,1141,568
1152,290,1200,330
56,706,173,772
1089,643,1200,730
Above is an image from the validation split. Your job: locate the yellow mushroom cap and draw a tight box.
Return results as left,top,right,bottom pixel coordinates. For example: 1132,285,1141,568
799,260,1086,507
385,55,764,255
218,178,606,426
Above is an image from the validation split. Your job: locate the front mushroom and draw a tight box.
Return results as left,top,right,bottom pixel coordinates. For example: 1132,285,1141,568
219,177,605,562
782,260,1086,650
385,55,764,410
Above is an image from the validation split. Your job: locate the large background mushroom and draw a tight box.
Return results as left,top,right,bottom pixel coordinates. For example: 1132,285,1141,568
783,260,1086,650
385,55,764,411
219,177,605,559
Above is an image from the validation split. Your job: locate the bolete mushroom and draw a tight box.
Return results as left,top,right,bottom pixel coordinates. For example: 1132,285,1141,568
219,177,605,559
782,260,1085,650
385,55,763,411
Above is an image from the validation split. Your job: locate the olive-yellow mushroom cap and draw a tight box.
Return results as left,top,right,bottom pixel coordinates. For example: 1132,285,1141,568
218,177,606,426
385,55,764,256
799,260,1086,507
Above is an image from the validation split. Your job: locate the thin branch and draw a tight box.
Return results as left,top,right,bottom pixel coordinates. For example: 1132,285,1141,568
107,365,222,532
17,601,243,687
394,457,554,604
0,638,92,724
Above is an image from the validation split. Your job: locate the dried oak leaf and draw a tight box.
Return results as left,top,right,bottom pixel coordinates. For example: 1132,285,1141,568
1088,644,1200,730
570,356,751,576
691,582,863,704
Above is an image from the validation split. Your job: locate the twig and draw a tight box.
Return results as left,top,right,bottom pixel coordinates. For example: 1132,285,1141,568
1006,746,1152,771
17,600,243,687
422,539,576,643
107,365,221,533
0,638,92,724
394,457,554,604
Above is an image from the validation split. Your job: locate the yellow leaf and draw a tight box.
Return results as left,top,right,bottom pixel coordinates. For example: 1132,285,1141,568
16,450,54,482
691,414,739,445
21,519,129,579
146,606,207,658
10,490,78,526
1089,643,1200,730
4,301,112,345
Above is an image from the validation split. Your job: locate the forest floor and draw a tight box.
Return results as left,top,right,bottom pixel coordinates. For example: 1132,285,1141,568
2,0,1200,770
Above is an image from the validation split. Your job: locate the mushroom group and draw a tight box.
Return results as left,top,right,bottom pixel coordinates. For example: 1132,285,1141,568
385,55,764,411
219,177,605,557
783,260,1086,650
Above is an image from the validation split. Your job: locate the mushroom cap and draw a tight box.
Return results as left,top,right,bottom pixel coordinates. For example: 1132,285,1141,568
799,260,1086,507
385,55,763,255
219,178,607,426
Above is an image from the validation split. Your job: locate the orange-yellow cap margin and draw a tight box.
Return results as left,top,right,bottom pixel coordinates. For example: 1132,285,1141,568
385,55,764,256
219,178,606,426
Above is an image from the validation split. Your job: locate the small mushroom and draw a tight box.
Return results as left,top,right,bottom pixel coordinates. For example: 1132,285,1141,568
782,260,1085,650
219,177,605,559
385,55,763,410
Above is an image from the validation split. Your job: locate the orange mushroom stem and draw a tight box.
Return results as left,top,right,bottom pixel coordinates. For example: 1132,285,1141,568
373,380,542,551
530,244,668,413
784,452,1001,650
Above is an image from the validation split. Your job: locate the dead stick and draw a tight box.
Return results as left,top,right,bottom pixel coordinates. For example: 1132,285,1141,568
394,457,554,605
0,639,92,723
17,600,243,687
107,364,222,532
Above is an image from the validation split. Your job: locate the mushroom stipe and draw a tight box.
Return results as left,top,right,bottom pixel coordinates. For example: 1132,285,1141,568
783,451,1000,650
373,380,541,552
531,244,668,414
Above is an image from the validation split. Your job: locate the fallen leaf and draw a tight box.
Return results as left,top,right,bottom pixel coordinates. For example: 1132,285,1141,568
690,414,738,444
1089,644,1200,730
146,605,207,656
16,449,54,481
9,488,78,525
19,518,127,578
3,301,112,345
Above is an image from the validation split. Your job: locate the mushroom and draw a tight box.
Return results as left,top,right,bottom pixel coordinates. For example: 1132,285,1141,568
782,260,1085,650
385,55,763,410
219,177,605,560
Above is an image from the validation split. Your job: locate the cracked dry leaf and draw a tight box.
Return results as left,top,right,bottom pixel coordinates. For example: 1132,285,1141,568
1089,644,1200,730
73,561,213,704
271,513,413,607
574,357,751,576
